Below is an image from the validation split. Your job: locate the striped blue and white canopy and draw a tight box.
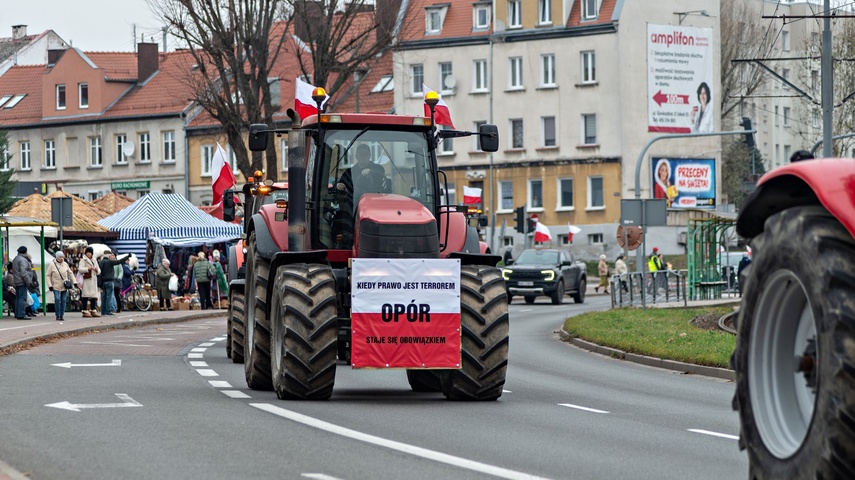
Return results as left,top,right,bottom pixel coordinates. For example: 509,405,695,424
99,193,242,245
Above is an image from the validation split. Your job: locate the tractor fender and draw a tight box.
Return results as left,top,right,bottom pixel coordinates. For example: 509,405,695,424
248,209,288,259
448,251,502,267
737,159,855,240
439,211,468,256
463,226,482,254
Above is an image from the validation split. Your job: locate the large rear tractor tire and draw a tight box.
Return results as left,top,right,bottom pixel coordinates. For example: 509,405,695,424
228,286,245,364
243,233,273,390
406,370,443,392
442,265,509,401
270,264,338,400
733,206,855,479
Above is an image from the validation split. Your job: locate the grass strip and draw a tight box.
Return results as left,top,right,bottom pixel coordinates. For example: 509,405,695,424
562,305,738,368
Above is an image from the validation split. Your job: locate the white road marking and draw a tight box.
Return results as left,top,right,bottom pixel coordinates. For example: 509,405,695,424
222,390,251,399
190,347,208,352
518,309,533,312
302,474,345,480
503,389,512,393
558,403,609,414
688,429,739,440
187,353,204,359
211,337,226,342
198,342,215,347
52,359,122,369
189,361,208,367
251,403,553,480
80,341,153,347
45,393,142,412
209,380,231,388
196,369,218,377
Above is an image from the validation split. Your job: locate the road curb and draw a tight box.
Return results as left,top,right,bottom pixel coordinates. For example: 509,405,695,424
558,329,735,381
0,311,226,356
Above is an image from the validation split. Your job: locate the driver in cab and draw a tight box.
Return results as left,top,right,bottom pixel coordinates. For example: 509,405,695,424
336,144,389,196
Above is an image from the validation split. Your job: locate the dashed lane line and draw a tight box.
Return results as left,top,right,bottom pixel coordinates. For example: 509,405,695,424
688,429,739,440
558,403,609,414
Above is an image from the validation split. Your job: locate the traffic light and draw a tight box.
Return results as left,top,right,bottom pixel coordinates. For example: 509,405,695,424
740,117,755,148
527,218,536,234
514,206,525,233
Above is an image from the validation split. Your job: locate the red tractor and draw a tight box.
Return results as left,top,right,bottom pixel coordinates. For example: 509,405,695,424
224,91,508,401
733,158,855,478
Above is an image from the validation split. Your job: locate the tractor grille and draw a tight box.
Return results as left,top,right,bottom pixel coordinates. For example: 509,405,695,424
358,219,440,258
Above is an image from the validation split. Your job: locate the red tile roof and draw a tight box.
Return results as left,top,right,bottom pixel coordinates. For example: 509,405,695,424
567,0,617,27
0,65,45,125
105,50,196,118
400,0,492,42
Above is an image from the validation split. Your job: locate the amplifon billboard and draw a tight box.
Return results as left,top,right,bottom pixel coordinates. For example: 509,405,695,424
647,24,714,133
652,157,716,209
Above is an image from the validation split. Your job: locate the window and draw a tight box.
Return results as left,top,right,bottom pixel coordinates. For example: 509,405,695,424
89,192,100,201
201,144,213,176
499,180,514,210
439,62,453,93
782,31,790,51
440,125,454,154
541,54,555,87
509,57,523,89
473,59,488,92
811,70,819,92
137,190,149,199
783,107,790,127
775,144,780,165
782,68,790,90
79,83,88,108
587,176,604,208
227,146,238,174
812,107,820,128
510,119,524,149
784,145,791,164
4,94,25,109
582,51,596,83
0,145,9,171
775,106,780,126
116,134,127,164
542,116,556,147
281,137,289,172
474,5,490,29
426,8,442,33
56,84,66,110
528,179,543,209
583,0,599,20
371,74,394,93
558,178,573,208
19,142,30,170
582,114,597,145
0,95,11,108
473,120,486,151
508,0,521,28
139,133,151,162
89,136,102,167
588,233,604,245
441,182,456,205
44,140,56,169
163,131,176,162
411,64,424,96
538,0,552,24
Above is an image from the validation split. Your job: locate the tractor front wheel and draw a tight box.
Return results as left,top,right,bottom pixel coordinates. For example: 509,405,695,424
243,233,273,390
228,286,245,364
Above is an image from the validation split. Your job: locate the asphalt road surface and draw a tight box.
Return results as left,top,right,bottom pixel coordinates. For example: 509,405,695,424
0,295,748,479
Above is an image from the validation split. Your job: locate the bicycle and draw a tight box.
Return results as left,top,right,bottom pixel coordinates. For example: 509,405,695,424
120,275,153,311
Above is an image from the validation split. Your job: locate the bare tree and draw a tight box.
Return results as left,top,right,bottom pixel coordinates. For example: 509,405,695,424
150,0,286,179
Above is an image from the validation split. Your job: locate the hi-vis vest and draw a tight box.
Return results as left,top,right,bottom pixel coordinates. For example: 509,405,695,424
648,254,660,272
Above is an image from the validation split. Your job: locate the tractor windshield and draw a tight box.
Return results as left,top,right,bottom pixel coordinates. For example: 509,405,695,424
316,127,435,249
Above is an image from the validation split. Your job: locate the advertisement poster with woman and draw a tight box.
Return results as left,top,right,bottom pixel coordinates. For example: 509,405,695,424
652,157,716,209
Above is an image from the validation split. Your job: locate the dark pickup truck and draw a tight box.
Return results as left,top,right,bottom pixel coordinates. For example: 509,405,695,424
502,249,587,304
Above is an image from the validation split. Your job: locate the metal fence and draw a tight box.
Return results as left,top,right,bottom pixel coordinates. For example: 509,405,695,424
609,270,688,308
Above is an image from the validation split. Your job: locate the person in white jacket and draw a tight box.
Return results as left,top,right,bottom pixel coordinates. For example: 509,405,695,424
46,251,75,321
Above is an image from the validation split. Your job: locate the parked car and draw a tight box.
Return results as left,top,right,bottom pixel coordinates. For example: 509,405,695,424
502,249,586,304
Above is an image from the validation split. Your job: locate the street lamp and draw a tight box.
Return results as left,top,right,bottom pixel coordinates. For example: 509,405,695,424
674,10,710,25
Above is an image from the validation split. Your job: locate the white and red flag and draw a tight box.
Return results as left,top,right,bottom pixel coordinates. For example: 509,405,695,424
534,221,553,243
295,77,329,120
567,224,582,243
422,84,455,128
211,143,236,208
463,186,482,205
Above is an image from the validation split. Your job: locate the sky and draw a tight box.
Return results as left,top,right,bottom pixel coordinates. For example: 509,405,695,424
2,1,170,52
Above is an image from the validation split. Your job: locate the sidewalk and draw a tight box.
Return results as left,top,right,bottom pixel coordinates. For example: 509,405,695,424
0,307,227,355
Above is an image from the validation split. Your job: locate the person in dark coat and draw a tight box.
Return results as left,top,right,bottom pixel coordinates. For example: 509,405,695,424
98,250,130,316
12,246,35,320
737,254,752,296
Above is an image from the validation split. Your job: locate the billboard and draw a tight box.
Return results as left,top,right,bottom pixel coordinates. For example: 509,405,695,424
652,157,716,209
647,24,714,133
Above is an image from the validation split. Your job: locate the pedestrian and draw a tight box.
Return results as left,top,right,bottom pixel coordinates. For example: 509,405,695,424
155,258,173,311
11,246,36,320
615,254,629,293
113,257,124,313
595,254,610,294
3,262,17,315
737,253,752,296
78,246,101,317
98,250,130,316
193,251,215,310
212,250,228,306
46,251,74,321
647,247,664,294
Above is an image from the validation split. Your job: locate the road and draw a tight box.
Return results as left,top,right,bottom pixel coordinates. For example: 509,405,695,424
0,295,747,479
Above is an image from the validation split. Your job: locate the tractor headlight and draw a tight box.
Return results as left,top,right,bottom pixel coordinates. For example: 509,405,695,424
541,270,555,281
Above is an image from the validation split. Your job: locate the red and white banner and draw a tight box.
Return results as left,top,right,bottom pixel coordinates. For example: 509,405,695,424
295,77,329,120
534,221,552,243
351,258,461,369
422,83,455,128
211,143,236,208
463,186,482,205
567,224,581,243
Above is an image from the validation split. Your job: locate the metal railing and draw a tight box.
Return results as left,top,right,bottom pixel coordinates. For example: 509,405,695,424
609,269,688,308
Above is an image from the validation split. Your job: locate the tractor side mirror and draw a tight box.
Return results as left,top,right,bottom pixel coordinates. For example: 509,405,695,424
478,124,499,152
223,191,236,222
249,124,270,152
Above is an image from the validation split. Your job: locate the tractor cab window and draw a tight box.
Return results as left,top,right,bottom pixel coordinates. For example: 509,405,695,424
316,128,435,250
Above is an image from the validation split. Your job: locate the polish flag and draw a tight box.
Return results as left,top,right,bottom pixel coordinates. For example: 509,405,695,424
567,224,582,243
534,221,553,243
295,77,329,121
463,186,482,204
422,84,455,128
211,143,236,208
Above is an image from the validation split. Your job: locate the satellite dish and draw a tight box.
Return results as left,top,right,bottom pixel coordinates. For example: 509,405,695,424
443,74,456,90
123,141,136,157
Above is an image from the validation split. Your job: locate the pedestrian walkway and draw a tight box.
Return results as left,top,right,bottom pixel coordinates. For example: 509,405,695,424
0,308,226,355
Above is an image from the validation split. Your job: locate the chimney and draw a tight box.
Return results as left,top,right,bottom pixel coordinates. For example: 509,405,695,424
12,25,27,40
137,42,159,82
47,49,66,65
